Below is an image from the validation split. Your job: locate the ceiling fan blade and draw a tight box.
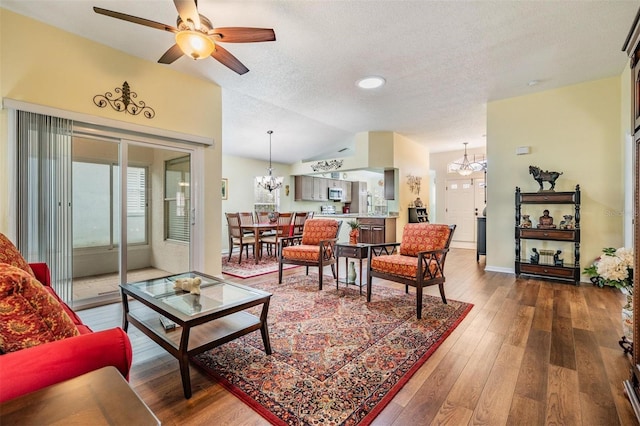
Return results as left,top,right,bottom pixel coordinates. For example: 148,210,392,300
211,45,249,75
173,0,201,29
212,27,276,43
158,44,184,64
93,7,178,33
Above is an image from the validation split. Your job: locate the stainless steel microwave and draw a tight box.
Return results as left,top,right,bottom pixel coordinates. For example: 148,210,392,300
328,187,343,201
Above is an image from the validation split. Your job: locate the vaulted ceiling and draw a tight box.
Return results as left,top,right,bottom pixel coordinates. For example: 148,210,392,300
2,1,637,163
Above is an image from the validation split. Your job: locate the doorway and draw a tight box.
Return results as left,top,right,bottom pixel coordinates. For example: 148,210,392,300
444,177,485,247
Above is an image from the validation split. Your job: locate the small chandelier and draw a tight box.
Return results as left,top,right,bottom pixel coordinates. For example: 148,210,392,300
453,142,484,176
257,130,283,192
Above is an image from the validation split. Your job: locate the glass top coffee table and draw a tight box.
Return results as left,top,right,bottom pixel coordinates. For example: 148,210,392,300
120,271,272,399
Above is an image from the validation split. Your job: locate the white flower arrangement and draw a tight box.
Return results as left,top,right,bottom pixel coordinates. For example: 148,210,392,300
584,247,634,294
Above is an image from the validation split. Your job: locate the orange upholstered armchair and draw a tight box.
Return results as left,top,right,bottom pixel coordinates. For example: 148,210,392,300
367,223,456,319
278,219,342,290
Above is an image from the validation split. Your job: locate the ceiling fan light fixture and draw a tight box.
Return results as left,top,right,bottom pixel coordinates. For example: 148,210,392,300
175,30,215,60
356,76,386,89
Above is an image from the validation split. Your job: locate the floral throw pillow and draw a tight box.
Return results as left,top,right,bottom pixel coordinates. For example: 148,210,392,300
0,233,34,277
0,263,79,353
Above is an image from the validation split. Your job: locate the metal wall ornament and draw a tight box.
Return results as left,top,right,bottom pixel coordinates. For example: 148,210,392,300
93,81,155,119
310,159,343,172
406,174,422,195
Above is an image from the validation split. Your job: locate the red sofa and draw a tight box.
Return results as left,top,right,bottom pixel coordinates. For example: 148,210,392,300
0,241,133,402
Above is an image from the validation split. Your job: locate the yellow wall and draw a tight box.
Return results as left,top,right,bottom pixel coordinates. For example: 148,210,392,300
0,9,223,276
392,132,430,238
486,76,624,276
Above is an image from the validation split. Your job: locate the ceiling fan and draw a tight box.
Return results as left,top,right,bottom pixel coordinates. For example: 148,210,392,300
93,0,275,75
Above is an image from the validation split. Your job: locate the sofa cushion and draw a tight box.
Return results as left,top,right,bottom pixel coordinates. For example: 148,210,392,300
0,233,34,277
399,223,452,257
301,219,339,245
0,263,79,353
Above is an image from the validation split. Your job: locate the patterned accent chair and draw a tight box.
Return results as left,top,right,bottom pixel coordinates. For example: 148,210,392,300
367,223,456,319
278,219,342,290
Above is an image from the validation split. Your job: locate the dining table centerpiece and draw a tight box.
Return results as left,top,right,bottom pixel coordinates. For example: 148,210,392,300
584,247,634,353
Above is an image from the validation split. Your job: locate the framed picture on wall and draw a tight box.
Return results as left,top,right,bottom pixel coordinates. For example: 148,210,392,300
222,178,228,200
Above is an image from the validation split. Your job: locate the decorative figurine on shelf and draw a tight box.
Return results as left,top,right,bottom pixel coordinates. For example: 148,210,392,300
414,197,424,207
537,209,556,229
530,248,540,264
521,215,532,228
553,250,563,267
529,165,563,191
559,215,574,230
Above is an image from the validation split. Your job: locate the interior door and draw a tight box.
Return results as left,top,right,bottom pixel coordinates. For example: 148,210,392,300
445,178,476,243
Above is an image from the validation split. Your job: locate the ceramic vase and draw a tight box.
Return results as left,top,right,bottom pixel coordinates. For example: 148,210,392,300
347,261,357,284
349,229,359,245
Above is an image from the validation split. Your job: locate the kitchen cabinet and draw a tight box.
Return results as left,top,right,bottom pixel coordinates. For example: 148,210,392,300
314,177,328,201
384,169,396,200
357,217,396,244
514,185,580,285
341,180,352,203
295,176,329,201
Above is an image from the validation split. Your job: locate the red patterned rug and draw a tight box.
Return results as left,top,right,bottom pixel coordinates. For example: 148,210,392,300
221,254,298,279
192,274,473,425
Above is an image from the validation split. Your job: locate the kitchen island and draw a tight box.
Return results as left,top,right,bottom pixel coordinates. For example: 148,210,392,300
314,214,397,244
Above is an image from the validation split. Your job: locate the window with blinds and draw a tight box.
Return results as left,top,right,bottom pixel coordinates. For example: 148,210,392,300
165,156,191,242
72,161,148,248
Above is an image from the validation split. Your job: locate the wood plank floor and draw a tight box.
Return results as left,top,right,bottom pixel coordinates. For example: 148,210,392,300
77,248,638,425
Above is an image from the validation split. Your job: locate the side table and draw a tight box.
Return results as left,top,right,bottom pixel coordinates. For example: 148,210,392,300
0,366,159,425
336,243,370,295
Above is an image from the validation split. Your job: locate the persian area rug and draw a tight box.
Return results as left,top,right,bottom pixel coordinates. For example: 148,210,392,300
221,254,298,279
192,274,473,425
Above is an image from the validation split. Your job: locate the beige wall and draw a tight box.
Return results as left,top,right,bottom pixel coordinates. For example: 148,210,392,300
486,76,625,277
0,9,223,276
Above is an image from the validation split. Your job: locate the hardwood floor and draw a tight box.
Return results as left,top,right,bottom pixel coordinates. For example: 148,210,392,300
77,248,638,425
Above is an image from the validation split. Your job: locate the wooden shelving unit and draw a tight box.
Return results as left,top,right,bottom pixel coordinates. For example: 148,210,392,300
514,185,581,285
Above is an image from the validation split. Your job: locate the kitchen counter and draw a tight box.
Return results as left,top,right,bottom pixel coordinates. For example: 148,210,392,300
314,214,398,243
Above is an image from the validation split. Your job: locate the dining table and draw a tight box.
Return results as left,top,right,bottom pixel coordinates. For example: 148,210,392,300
240,223,279,264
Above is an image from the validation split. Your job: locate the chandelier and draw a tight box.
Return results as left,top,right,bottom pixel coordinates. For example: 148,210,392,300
257,130,283,192
453,142,485,176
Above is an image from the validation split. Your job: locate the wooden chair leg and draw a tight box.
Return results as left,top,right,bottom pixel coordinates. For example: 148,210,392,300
439,283,447,304
330,264,336,279
366,274,373,302
238,245,243,264
416,284,423,320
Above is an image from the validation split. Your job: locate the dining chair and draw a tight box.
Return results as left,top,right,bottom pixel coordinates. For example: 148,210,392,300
225,212,256,263
278,219,342,290
260,212,293,257
291,211,311,237
239,211,255,237
366,223,456,319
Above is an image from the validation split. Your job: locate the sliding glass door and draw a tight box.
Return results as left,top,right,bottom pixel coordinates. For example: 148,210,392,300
71,136,192,306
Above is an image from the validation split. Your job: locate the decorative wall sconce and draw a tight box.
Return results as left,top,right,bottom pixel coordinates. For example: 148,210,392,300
407,174,422,195
310,159,343,172
93,81,155,119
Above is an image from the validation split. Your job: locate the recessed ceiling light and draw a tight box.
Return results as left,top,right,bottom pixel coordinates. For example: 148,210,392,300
527,80,539,87
356,76,386,89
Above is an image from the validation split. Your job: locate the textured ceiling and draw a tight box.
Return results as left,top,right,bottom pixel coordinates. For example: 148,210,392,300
2,1,638,164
